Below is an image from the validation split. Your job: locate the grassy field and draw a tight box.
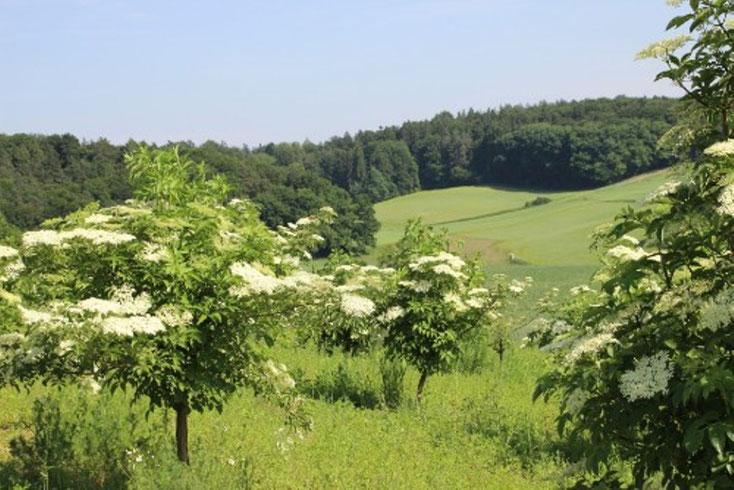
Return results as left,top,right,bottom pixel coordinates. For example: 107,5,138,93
372,170,670,266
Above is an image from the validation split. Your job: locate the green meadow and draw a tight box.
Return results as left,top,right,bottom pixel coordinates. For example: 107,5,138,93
373,169,670,266
0,170,671,489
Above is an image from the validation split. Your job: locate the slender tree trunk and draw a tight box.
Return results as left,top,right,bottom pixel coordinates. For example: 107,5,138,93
175,404,190,464
416,371,428,403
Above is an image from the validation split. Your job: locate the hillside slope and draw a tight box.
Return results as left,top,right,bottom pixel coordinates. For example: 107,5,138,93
374,169,671,266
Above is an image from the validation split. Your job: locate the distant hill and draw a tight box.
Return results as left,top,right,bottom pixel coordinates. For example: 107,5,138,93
373,169,671,266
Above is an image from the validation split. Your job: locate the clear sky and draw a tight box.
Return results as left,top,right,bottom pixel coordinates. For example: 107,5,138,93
0,0,684,147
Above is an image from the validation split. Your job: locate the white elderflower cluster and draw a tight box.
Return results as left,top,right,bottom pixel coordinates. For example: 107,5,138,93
619,351,673,402
642,181,681,204
84,214,112,225
0,245,18,259
340,293,375,318
0,258,25,283
565,333,618,365
636,35,691,60
17,305,55,325
606,245,648,263
23,228,136,248
101,315,165,336
443,292,468,312
77,285,152,317
703,139,734,157
0,332,26,346
700,289,734,332
716,184,734,217
230,262,283,295
570,285,593,296
377,306,405,324
409,252,465,272
265,359,296,391
432,263,465,279
155,305,194,328
140,242,167,262
319,206,337,216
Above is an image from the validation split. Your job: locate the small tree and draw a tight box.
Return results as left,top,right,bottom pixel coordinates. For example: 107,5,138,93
0,147,332,463
378,220,527,401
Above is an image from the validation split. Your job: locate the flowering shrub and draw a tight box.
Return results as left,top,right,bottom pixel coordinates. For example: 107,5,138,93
0,147,335,463
378,220,529,401
533,140,733,486
533,5,733,484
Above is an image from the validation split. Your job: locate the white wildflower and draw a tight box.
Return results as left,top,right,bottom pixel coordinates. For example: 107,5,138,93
319,206,337,216
230,262,282,295
566,333,618,364
84,214,112,225
58,340,75,354
619,351,673,402
643,181,681,204
378,306,405,323
228,198,244,207
101,315,165,336
22,230,63,247
620,235,639,246
0,246,18,259
570,285,593,296
443,292,467,312
508,280,525,294
412,281,432,293
703,139,734,157
468,288,488,296
141,243,167,262
295,217,313,227
432,263,465,279
340,294,375,318
311,234,325,243
155,305,193,328
606,245,647,262
636,35,690,60
17,305,54,325
0,332,25,346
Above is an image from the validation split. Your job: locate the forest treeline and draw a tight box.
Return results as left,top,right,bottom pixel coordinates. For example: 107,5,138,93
0,95,678,253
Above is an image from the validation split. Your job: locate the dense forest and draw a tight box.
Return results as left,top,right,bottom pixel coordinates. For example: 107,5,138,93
0,95,679,253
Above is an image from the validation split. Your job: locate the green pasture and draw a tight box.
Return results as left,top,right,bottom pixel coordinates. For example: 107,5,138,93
373,170,670,266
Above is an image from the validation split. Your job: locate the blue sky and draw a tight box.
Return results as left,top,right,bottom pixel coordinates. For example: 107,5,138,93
0,0,684,146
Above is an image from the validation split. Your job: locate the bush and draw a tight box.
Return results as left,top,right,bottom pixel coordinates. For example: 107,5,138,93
524,196,552,207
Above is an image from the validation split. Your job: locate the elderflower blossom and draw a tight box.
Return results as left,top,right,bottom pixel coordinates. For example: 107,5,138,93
22,229,136,248
0,260,25,283
17,305,54,325
566,333,618,365
84,214,112,225
155,305,193,328
716,184,734,216
443,292,467,312
311,234,325,243
606,245,648,262
319,206,337,216
636,35,691,60
643,181,681,204
141,243,167,262
703,139,734,157
570,285,593,296
508,280,525,294
295,217,313,227
377,306,405,323
230,262,282,295
0,332,25,346
340,294,375,318
0,246,18,259
432,263,465,279
101,315,165,336
619,351,673,402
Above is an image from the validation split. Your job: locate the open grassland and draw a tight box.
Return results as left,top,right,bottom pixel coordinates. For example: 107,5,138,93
373,170,671,266
0,345,572,489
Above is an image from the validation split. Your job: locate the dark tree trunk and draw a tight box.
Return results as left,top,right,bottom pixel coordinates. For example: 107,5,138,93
416,371,428,403
175,404,190,464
